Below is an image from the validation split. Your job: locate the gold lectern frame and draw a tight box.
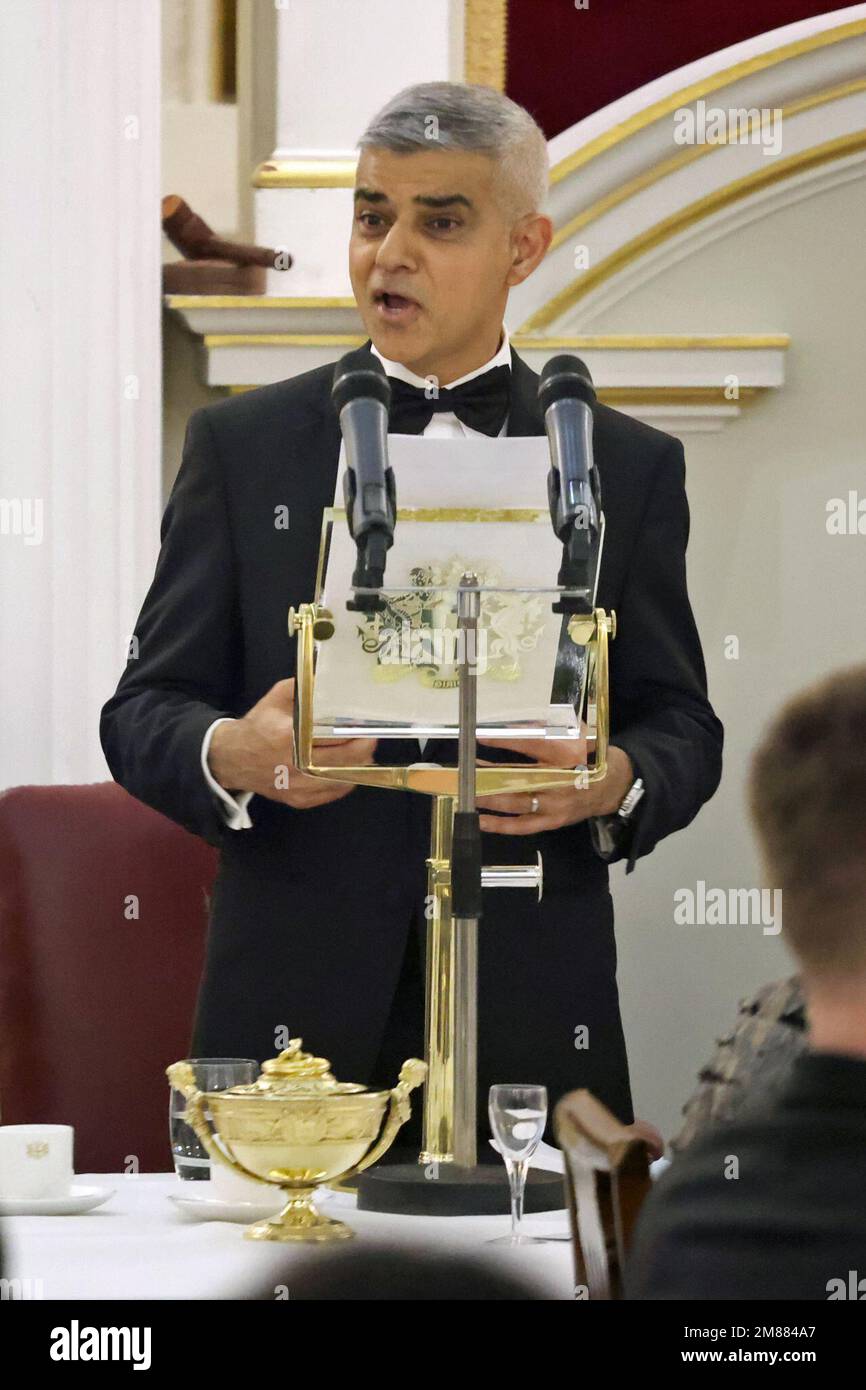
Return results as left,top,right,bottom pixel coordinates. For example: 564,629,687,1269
289,598,615,1170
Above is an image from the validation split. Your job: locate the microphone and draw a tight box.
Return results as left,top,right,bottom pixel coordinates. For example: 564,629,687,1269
538,354,602,615
331,352,397,611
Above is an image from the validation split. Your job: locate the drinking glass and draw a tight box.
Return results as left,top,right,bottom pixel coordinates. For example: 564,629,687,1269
488,1083,548,1245
169,1058,258,1180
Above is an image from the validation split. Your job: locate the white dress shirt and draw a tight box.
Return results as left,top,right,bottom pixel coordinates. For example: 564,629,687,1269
203,325,512,829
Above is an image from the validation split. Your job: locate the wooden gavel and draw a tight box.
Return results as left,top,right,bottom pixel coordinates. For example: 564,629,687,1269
161,195,292,270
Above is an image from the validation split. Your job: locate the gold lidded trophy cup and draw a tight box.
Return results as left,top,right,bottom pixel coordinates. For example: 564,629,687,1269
167,1040,426,1241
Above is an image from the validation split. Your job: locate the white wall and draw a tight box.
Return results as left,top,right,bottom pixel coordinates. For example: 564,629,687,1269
599,173,866,1136
0,0,162,787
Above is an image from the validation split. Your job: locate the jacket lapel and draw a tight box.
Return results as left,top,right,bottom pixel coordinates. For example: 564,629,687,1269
506,345,545,437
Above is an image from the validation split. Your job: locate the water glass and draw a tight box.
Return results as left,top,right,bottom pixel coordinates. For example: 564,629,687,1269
169,1058,257,1180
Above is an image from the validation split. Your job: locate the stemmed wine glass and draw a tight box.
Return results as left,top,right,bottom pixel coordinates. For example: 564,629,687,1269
488,1083,548,1245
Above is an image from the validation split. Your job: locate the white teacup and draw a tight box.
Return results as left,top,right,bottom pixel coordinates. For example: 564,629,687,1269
0,1125,74,1200
209,1158,282,1207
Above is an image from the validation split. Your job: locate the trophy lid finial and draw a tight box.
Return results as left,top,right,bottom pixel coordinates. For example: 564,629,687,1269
258,1039,335,1086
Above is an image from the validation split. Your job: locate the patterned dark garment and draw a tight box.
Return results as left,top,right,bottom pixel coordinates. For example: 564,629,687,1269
671,976,807,1153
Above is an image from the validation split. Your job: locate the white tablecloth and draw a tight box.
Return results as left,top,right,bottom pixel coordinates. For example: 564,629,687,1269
2,1172,575,1300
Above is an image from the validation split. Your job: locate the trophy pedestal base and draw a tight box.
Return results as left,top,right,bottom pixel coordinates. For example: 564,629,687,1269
356,1159,565,1217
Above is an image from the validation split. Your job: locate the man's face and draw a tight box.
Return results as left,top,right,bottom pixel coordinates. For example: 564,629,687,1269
349,146,550,384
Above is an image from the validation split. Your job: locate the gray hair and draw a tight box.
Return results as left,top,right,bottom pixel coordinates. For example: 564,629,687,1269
358,81,549,220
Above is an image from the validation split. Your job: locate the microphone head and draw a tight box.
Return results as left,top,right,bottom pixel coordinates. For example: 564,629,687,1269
332,351,391,414
538,354,596,412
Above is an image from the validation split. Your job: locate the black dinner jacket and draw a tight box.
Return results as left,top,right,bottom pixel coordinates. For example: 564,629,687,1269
100,340,722,877
100,341,723,1108
625,1051,866,1300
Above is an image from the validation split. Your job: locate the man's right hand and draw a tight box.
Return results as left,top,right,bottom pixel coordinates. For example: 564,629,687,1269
207,678,377,809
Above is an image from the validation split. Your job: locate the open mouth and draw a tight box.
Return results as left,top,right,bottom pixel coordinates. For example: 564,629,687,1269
373,291,421,323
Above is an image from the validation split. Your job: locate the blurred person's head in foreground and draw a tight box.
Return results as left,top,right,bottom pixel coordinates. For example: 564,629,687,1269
625,666,866,1302
748,662,866,1057
247,1243,548,1301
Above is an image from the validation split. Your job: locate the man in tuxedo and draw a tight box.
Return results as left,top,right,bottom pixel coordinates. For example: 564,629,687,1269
626,666,866,1300
101,82,722,1144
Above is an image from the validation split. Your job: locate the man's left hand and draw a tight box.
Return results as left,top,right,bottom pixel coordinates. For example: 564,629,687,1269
475,733,634,835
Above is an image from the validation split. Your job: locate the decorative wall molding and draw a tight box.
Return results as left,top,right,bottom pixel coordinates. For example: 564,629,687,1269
252,158,357,189
164,304,788,431
165,295,358,334
170,12,866,430
521,119,866,333
512,9,866,332
547,12,866,186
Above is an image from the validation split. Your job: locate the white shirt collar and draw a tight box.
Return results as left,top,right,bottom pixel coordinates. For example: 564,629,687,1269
370,324,511,389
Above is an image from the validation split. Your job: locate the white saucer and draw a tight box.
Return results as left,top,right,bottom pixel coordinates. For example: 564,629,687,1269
168,1190,288,1224
0,1185,114,1216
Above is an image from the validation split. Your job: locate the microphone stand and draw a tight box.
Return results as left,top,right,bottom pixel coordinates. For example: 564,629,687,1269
540,355,602,616
343,464,396,613
333,356,395,612
547,465,601,616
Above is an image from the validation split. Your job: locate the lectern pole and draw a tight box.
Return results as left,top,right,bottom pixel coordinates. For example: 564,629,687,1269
452,575,481,1167
421,575,482,1167
420,795,455,1164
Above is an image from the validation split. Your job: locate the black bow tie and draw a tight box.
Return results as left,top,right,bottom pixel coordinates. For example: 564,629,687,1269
387,363,511,437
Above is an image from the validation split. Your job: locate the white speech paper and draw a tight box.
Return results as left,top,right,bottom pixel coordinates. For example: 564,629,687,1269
313,435,585,735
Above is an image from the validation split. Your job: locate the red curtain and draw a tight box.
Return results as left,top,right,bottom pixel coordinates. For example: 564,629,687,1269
505,0,851,137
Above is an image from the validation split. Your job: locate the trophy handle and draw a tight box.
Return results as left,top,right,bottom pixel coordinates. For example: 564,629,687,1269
339,1059,427,1182
166,1061,264,1185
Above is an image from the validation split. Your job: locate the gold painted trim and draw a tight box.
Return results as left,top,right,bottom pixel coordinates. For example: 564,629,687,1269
511,333,789,350
204,333,366,348
253,158,358,189
167,297,788,349
524,128,866,330
718,70,866,122
213,332,787,351
166,295,357,310
550,76,866,252
232,386,766,403
597,387,760,405
549,17,866,185
328,507,548,523
464,0,508,91
211,0,237,103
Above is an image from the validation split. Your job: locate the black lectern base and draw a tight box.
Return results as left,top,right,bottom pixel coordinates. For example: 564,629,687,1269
356,1158,565,1216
